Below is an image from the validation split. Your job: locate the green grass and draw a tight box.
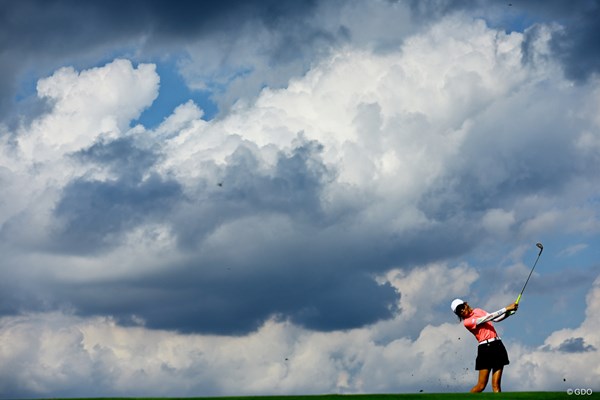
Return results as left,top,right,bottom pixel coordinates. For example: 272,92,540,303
50,393,597,400
220,393,587,400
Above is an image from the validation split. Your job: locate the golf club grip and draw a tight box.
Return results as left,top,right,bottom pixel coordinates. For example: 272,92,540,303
509,294,522,315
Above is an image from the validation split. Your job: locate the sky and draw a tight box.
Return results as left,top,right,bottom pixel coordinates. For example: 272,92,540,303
1,0,600,397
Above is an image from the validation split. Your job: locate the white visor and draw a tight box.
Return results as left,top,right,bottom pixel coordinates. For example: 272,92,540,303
451,298,465,313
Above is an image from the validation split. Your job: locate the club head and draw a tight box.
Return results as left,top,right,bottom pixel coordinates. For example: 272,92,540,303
536,242,543,255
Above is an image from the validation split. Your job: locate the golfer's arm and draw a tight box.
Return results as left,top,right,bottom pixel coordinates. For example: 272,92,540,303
475,308,507,325
492,313,509,322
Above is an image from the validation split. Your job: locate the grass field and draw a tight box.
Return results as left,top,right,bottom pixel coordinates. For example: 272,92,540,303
179,394,584,400
55,392,597,400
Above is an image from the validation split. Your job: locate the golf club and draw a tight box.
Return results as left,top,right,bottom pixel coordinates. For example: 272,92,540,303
510,242,543,315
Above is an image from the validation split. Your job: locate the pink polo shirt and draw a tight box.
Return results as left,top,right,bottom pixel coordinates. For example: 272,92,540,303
463,308,499,342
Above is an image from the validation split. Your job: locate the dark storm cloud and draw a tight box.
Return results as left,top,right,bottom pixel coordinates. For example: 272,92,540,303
460,0,600,82
3,0,600,124
62,264,398,335
172,136,333,250
549,3,600,82
74,137,158,180
0,0,319,121
52,175,182,253
40,136,487,335
221,138,330,216
409,0,600,82
41,137,399,334
38,134,497,334
51,137,182,254
0,0,317,56
504,0,600,81
289,273,399,331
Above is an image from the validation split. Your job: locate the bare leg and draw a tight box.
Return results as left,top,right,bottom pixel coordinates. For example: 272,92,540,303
491,367,504,392
470,369,490,392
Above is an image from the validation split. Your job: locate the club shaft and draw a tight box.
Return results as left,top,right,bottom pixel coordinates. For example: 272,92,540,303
519,253,541,297
511,245,543,315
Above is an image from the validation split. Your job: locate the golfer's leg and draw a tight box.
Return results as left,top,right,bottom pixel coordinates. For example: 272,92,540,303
491,367,503,392
470,369,490,392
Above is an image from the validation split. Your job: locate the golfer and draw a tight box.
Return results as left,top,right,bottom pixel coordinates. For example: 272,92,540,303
450,298,518,393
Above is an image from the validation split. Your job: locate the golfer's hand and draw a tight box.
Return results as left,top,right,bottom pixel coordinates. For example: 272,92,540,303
506,302,518,313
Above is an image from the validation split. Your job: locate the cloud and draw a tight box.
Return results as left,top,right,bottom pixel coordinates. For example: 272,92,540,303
3,68,399,331
558,243,588,257
4,10,600,338
0,263,476,397
176,0,421,115
1,6,600,397
3,0,599,128
52,171,182,254
0,0,319,122
547,1,600,81
2,264,598,398
508,276,600,390
552,337,597,353
0,59,160,256
439,0,600,81
18,59,158,161
50,136,396,333
481,208,516,238
376,262,478,340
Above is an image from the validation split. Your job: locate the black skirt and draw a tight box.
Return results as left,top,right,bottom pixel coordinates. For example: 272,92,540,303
475,340,510,370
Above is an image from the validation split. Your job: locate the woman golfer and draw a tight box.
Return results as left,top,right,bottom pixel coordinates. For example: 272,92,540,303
451,298,518,392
